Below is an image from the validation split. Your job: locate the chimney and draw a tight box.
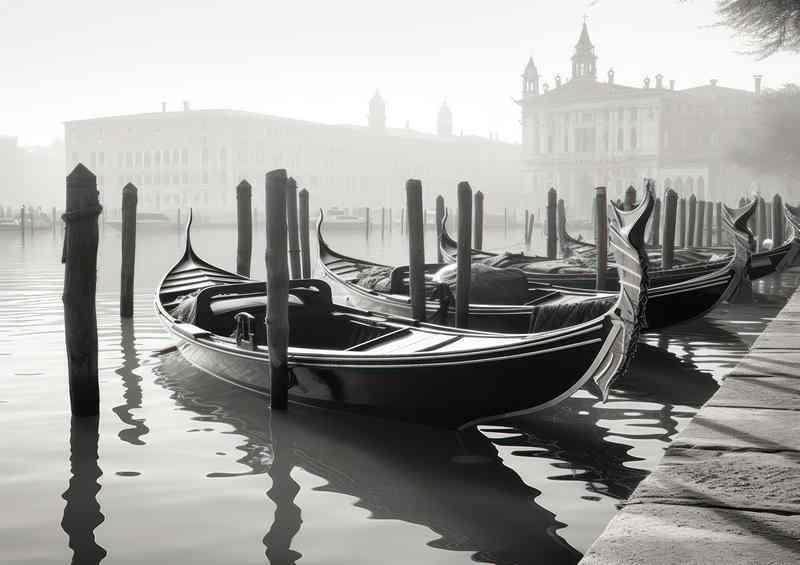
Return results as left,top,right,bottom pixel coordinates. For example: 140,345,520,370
608,68,615,85
669,79,675,91
182,100,190,111
161,101,167,112
655,73,664,89
644,77,651,89
710,79,718,87
754,75,763,95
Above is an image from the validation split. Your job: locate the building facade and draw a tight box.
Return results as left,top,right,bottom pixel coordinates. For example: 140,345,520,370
519,23,763,218
64,96,520,218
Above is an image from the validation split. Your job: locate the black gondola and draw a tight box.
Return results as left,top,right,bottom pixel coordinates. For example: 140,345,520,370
440,200,799,289
320,192,752,332
155,198,650,429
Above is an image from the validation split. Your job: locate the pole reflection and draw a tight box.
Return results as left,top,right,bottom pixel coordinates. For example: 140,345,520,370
112,319,149,445
60,415,106,565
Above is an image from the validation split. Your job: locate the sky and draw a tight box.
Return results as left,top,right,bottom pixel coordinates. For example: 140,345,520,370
1,0,797,146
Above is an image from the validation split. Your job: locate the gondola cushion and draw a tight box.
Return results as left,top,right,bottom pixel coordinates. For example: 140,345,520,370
432,263,530,305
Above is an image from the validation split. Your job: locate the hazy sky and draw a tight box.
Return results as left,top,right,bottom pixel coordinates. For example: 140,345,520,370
1,0,797,146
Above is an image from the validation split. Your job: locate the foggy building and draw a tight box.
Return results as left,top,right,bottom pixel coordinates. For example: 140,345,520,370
519,22,763,218
64,97,520,218
0,136,23,204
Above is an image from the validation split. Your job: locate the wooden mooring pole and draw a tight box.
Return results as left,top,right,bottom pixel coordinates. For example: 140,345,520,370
624,185,636,211
473,190,484,250
435,195,445,263
694,199,706,249
651,197,662,247
381,207,386,241
662,188,678,269
687,194,697,249
704,201,713,247
20,205,25,238
678,197,686,248
286,177,301,279
546,187,557,259
298,188,311,278
773,194,785,244
63,164,102,417
120,183,137,318
236,180,253,277
365,206,371,239
524,209,530,244
456,182,472,328
757,195,767,250
594,186,608,290
406,179,426,321
715,201,723,245
51,206,57,233
265,169,290,410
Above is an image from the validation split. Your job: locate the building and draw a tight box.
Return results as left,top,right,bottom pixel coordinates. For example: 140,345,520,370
519,22,765,218
64,96,520,218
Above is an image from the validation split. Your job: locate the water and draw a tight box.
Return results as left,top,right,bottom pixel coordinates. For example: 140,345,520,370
1,223,797,564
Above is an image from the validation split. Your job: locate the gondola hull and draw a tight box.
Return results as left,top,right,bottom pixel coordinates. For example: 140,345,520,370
168,317,613,428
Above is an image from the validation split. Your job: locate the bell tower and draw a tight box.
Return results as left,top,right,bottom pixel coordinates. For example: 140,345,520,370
368,90,386,131
571,21,597,81
522,57,539,97
437,101,453,137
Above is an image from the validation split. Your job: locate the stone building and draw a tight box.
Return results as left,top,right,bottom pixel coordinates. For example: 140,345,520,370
519,22,763,218
64,96,520,218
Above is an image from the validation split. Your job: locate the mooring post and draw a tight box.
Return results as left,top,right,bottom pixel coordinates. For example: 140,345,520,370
652,197,662,246
473,190,484,250
388,207,393,234
365,206,370,239
662,189,678,269
435,195,445,263
120,183,137,318
715,201,723,245
677,197,686,248
400,207,405,236
546,187,557,259
765,201,773,241
236,180,253,278
694,199,706,249
298,188,311,278
51,206,57,233
757,195,767,250
526,211,535,246
524,209,530,244
687,194,697,248
595,186,608,290
286,177,301,279
20,205,26,237
557,198,567,255
381,206,386,241
504,207,508,237
772,194,785,244
704,201,713,247
63,164,102,417
406,179,426,322
456,182,472,328
265,169,290,410
624,185,636,211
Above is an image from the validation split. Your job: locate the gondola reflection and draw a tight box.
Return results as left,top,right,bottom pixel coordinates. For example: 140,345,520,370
153,353,583,564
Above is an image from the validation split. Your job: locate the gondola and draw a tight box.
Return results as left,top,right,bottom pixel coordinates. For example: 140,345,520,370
320,192,753,332
442,201,799,289
439,199,784,290
155,200,649,429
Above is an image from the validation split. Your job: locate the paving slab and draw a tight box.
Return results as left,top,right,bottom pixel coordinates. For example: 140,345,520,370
581,503,800,565
631,449,800,514
709,376,800,410
670,406,800,452
725,350,800,378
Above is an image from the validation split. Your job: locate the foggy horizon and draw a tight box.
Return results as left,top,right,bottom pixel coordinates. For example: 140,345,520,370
3,0,797,147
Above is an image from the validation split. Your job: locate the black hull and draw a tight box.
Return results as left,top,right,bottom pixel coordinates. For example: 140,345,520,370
170,319,613,429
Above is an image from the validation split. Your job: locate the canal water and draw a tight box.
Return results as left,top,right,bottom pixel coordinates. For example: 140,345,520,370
1,222,798,564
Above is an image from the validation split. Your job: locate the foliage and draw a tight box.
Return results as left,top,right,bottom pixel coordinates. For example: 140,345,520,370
716,0,800,58
729,84,800,180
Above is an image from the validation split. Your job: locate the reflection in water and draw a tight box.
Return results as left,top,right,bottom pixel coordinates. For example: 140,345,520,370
154,354,583,564
112,319,149,445
60,416,106,565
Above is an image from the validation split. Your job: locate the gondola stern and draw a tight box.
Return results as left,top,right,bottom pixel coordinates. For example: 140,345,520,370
777,203,800,272
720,198,757,301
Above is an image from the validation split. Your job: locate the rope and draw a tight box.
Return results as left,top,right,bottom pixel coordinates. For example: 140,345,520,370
61,205,103,224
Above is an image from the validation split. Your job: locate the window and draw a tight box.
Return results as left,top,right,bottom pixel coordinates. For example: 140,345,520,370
630,128,638,150
181,148,188,165
617,129,624,150
631,108,638,121
163,150,170,165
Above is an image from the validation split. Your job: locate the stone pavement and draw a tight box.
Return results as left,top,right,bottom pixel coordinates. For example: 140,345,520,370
580,288,800,564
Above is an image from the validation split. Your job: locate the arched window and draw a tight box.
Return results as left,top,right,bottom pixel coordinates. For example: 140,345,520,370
617,129,623,150
163,150,170,165
630,128,638,150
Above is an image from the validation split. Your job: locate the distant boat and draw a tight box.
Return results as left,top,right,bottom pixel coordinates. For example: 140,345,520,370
310,207,364,230
107,212,173,231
